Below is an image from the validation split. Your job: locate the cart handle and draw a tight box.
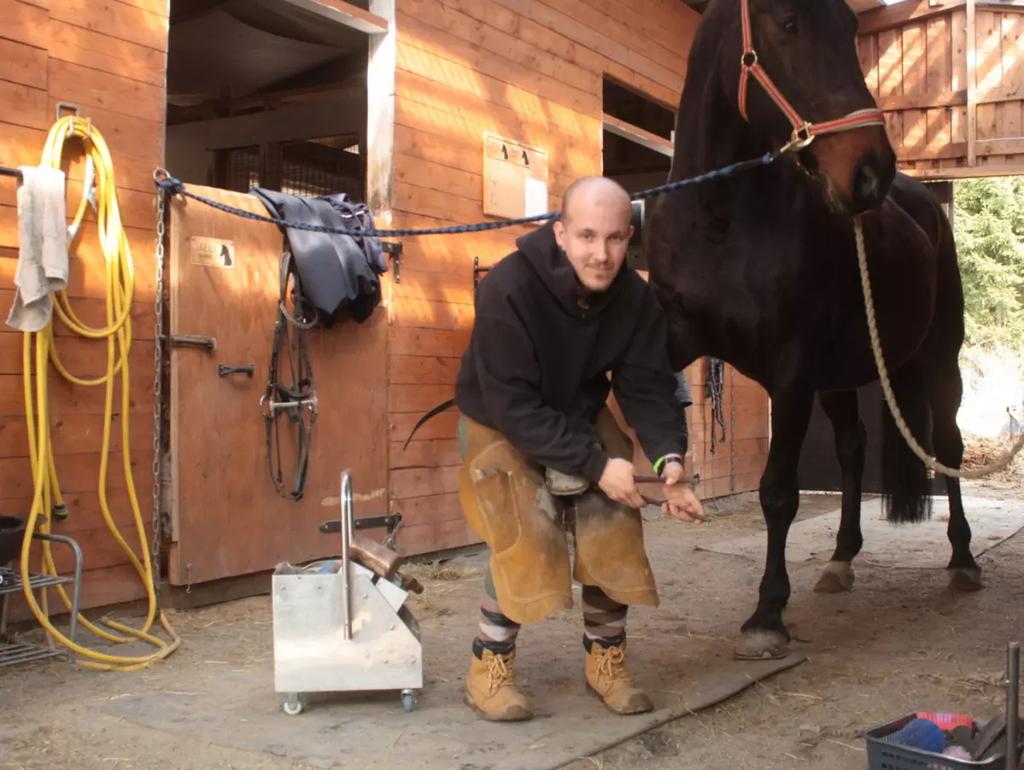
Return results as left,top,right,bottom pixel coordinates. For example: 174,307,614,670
340,469,354,640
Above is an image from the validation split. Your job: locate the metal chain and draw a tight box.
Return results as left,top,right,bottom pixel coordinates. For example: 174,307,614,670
150,185,166,585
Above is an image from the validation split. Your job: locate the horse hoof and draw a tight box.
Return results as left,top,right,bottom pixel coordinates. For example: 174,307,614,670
814,561,855,594
948,567,983,593
734,630,789,660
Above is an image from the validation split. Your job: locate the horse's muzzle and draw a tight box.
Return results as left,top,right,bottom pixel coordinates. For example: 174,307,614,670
849,149,895,213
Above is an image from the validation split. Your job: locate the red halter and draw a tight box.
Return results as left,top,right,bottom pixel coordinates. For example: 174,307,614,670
738,0,886,150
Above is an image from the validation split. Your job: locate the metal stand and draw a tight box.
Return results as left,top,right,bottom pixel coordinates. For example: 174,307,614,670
0,533,83,667
272,470,423,715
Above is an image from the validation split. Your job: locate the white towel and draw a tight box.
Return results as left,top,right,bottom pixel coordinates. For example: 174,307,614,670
5,165,69,332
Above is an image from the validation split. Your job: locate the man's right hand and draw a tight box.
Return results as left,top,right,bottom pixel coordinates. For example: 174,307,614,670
597,458,646,509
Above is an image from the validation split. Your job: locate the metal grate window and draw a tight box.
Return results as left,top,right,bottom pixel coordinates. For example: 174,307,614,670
219,145,261,194
280,135,363,199
214,137,363,198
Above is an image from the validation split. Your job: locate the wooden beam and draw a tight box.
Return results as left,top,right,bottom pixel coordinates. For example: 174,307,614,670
976,137,1024,155
228,83,366,112
899,141,968,161
905,161,1024,179
602,113,674,158
366,0,395,218
858,0,964,36
967,0,978,166
201,96,365,149
977,1,1024,11
280,0,388,34
898,136,1024,166
876,89,967,111
976,82,1024,107
167,84,365,124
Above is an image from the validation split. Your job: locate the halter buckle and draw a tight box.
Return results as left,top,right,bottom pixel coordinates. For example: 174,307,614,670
781,123,815,154
741,50,758,69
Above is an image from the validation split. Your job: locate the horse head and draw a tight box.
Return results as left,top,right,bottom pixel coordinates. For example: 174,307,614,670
712,0,896,213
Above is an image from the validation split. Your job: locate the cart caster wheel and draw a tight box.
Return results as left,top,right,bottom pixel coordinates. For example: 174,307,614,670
401,690,415,712
282,694,304,716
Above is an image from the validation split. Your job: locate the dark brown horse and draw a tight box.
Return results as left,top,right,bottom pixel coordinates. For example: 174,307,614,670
645,0,978,659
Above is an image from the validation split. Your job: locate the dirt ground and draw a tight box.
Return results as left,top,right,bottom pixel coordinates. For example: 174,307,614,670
562,481,1024,770
1,480,1023,770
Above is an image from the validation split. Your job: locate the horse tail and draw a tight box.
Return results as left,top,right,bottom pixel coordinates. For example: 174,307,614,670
880,362,933,524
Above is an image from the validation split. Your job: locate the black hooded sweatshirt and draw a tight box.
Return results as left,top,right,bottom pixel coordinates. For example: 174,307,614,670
455,221,686,481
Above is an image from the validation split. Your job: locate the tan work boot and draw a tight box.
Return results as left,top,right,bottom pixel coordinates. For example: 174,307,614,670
465,648,533,721
584,641,654,715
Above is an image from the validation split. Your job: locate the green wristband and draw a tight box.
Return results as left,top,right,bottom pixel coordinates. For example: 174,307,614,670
654,454,684,475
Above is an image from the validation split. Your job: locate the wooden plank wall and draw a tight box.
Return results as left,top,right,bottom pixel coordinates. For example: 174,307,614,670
387,0,770,555
686,366,770,500
858,1,1024,177
0,0,168,610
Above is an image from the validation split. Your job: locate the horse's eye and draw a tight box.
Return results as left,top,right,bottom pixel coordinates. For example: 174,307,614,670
782,17,798,34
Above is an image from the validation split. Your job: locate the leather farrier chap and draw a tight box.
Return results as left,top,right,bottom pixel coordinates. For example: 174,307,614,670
458,408,659,625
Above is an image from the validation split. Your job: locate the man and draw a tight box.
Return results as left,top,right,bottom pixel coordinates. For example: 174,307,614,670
454,177,704,722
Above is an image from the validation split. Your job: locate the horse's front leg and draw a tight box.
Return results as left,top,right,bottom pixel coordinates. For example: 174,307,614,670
736,379,814,660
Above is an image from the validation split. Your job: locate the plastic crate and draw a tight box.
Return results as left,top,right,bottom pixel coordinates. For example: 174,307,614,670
866,714,1024,770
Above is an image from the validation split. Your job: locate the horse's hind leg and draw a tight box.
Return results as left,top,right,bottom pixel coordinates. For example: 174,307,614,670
814,390,865,593
929,360,983,591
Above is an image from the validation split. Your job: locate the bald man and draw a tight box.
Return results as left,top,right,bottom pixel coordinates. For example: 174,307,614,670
454,177,704,721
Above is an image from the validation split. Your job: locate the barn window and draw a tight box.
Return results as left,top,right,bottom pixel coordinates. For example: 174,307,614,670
164,0,393,206
601,77,676,270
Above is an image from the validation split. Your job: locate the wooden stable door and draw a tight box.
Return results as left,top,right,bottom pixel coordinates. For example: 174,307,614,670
166,187,388,587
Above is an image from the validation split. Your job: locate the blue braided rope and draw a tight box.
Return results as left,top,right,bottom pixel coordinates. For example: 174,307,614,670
154,150,779,238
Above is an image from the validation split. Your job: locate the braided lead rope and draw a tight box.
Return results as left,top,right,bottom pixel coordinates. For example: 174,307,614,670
854,218,1024,479
152,151,780,239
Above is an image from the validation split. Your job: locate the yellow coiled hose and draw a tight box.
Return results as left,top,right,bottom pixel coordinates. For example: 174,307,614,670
19,115,179,671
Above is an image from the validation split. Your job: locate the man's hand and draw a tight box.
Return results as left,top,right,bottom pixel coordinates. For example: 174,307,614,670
661,482,705,524
598,458,646,509
661,462,687,486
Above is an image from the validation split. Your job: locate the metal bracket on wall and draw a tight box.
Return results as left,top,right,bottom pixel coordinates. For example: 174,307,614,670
55,102,80,120
473,256,492,292
382,241,402,284
320,513,402,535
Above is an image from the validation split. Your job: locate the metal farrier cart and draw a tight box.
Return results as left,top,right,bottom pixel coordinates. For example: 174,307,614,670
272,470,423,715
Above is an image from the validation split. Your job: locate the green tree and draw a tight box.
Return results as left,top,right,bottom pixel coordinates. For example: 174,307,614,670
953,177,1024,351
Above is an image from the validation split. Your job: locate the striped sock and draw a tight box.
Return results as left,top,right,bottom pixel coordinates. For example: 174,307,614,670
581,585,627,651
473,566,520,658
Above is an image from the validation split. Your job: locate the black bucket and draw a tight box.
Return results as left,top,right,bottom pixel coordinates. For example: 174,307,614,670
0,516,27,567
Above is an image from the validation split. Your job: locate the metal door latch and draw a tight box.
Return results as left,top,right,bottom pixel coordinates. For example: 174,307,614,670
382,241,402,284
166,334,216,351
218,364,255,378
